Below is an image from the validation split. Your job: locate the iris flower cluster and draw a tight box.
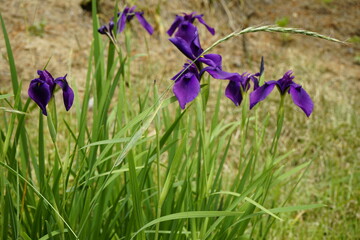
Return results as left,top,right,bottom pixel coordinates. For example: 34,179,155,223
28,8,313,118
168,12,313,116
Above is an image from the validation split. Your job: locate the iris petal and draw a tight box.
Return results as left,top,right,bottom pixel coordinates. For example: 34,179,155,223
28,79,51,116
117,10,127,33
194,15,215,35
173,74,200,109
169,37,196,60
37,70,55,91
249,81,277,109
225,81,242,106
54,75,74,111
167,15,184,36
289,85,313,117
200,54,222,67
203,67,240,80
135,12,154,35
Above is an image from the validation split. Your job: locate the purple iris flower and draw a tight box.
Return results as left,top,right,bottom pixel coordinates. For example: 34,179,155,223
225,73,260,106
172,54,241,109
167,12,215,37
117,6,153,34
223,57,263,106
28,70,74,116
98,20,114,36
169,22,203,60
172,62,201,109
98,6,153,36
250,71,313,117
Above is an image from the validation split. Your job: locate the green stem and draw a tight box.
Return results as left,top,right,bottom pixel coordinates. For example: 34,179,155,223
270,94,286,157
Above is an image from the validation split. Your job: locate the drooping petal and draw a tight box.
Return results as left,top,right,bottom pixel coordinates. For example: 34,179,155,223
54,74,74,111
169,37,196,60
249,81,277,109
289,84,313,117
167,15,184,36
135,12,154,35
225,80,242,106
117,10,127,33
173,74,200,109
194,15,215,35
28,79,51,116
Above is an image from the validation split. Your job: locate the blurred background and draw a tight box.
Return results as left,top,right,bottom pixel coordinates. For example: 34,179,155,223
1,0,359,239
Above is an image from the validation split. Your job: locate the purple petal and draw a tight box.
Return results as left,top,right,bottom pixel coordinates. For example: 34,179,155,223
277,70,295,94
98,25,108,34
200,54,222,67
37,70,55,91
169,37,196,60
54,74,74,111
194,15,215,35
28,79,51,116
250,75,259,90
167,15,184,36
173,74,200,109
202,67,240,80
225,80,242,106
174,22,198,43
135,12,154,35
117,10,127,33
249,81,277,109
289,85,313,117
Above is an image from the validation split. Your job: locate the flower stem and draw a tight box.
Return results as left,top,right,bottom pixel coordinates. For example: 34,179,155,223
270,94,286,156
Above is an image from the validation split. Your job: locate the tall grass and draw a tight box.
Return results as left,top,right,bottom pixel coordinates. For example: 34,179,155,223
0,2,344,239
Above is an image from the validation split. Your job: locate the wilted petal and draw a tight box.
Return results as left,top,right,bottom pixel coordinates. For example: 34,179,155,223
54,74,74,111
225,81,242,106
28,79,51,116
167,15,184,36
194,15,215,35
135,12,154,35
173,74,200,109
289,84,313,117
249,81,277,109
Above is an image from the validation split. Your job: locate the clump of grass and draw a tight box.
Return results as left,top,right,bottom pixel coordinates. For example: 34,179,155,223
0,3,347,240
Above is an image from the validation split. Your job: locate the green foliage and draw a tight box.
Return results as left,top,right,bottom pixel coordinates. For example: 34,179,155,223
0,4,349,240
